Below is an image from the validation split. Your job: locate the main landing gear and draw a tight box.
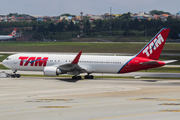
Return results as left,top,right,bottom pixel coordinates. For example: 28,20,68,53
72,74,94,80
11,70,21,78
84,73,94,79
84,75,94,79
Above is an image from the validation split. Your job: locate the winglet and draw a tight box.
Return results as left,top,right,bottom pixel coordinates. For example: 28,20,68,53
71,51,82,64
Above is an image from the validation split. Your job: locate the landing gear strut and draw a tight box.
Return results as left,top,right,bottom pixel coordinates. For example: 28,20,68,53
11,70,21,78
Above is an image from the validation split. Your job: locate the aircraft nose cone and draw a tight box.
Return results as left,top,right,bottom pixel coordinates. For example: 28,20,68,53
2,60,8,67
2,60,5,65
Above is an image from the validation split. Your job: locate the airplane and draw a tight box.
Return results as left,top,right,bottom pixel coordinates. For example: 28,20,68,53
0,28,17,40
2,28,177,79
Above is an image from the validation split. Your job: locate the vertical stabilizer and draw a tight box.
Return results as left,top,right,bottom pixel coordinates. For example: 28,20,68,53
8,28,17,37
136,28,170,60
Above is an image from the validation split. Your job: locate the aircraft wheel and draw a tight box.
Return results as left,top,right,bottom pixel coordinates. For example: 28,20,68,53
77,76,82,80
11,74,16,78
89,75,94,79
84,75,94,79
84,75,88,79
16,74,21,78
72,76,77,80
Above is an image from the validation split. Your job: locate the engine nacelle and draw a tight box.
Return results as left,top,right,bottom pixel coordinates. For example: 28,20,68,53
43,66,62,76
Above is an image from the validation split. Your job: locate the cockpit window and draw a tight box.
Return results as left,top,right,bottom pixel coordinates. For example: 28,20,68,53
6,58,9,60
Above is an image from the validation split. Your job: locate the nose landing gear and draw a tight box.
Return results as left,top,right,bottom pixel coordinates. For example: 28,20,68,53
11,70,21,78
11,74,21,78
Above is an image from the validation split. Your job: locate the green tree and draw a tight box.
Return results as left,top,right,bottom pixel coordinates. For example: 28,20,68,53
32,33,43,40
150,10,171,15
60,13,76,17
56,22,64,32
32,24,37,31
68,20,74,31
86,20,91,30
31,18,37,21
48,23,56,32
120,12,131,20
37,25,45,32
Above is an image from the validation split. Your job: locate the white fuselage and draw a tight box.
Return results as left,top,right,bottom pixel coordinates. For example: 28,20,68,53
3,53,134,74
0,35,14,40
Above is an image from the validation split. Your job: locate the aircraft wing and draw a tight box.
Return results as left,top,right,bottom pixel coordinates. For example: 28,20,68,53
59,63,86,73
56,51,88,73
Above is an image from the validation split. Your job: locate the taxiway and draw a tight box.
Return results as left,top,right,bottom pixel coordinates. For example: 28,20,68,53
0,77,180,120
1,70,180,78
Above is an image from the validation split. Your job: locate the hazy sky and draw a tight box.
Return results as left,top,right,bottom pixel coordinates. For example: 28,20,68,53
0,0,179,16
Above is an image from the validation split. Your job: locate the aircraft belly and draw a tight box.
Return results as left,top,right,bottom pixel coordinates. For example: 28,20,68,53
97,66,122,73
87,64,123,73
0,36,12,40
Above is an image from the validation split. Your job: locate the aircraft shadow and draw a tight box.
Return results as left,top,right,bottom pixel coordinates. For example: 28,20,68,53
55,78,80,83
142,80,158,82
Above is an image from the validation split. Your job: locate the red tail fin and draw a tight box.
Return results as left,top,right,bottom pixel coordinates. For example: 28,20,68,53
8,28,17,36
136,28,170,60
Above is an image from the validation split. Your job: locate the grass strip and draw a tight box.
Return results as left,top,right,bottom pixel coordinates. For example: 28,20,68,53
0,42,180,54
140,67,180,73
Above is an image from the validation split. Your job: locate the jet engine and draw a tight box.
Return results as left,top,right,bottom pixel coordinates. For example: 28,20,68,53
43,66,64,76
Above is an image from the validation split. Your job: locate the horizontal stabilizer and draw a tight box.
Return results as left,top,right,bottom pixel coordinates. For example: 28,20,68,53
139,61,158,65
163,60,178,64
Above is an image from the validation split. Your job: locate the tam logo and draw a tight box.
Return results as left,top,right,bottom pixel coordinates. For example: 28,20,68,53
143,34,164,57
19,57,49,66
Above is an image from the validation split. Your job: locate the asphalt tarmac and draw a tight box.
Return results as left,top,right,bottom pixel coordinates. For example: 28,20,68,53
0,77,180,120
